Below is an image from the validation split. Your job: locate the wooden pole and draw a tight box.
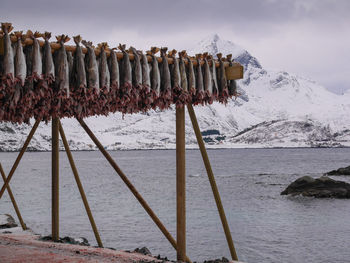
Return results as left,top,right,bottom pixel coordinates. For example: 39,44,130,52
0,163,27,230
52,117,59,242
186,104,238,261
58,121,103,248
176,107,186,262
76,118,192,263
0,119,40,200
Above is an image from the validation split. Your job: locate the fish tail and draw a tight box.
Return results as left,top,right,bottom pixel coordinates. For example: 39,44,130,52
73,35,82,45
1,22,13,33
26,30,34,39
14,31,23,40
160,47,168,56
196,53,203,60
44,31,52,40
129,46,137,54
34,31,43,39
168,49,177,57
150,47,160,54
56,34,70,43
179,50,187,58
118,43,126,52
81,40,92,48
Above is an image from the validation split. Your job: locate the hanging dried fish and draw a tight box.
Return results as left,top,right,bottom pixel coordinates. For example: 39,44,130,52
217,53,229,104
195,54,204,104
14,31,26,87
187,55,196,102
72,35,87,89
179,51,188,97
129,47,142,88
43,32,55,83
209,55,218,98
19,31,36,123
1,23,14,81
129,46,143,111
141,52,150,89
148,47,160,109
118,44,133,113
109,49,119,88
108,48,120,113
82,40,99,116
0,29,3,76
67,51,74,81
82,40,100,95
203,52,213,104
169,49,187,108
226,54,238,98
32,31,55,122
97,42,110,115
158,47,172,110
9,31,27,123
98,43,110,92
139,50,153,110
27,31,43,80
71,35,87,118
53,34,70,117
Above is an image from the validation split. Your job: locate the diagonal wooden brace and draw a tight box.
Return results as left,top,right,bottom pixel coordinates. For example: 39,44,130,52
187,103,238,261
58,120,103,248
0,163,27,230
0,119,41,201
77,117,192,263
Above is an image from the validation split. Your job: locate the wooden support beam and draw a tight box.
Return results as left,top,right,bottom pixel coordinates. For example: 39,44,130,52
51,117,59,242
176,107,186,262
76,118,192,263
187,104,238,261
0,119,40,200
0,163,27,230
58,121,103,248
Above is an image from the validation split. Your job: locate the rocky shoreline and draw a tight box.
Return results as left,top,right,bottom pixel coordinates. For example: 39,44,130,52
0,214,240,263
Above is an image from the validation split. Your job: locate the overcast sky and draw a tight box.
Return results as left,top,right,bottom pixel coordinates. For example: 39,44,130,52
1,0,349,94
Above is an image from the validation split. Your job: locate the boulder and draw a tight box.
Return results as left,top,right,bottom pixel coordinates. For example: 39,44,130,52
134,247,152,256
281,176,350,198
0,214,18,229
325,165,350,176
39,235,90,246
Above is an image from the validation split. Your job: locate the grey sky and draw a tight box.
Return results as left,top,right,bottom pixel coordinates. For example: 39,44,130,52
1,0,349,93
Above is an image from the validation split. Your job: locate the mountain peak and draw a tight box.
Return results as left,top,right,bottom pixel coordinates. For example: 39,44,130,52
190,34,262,69
212,33,220,42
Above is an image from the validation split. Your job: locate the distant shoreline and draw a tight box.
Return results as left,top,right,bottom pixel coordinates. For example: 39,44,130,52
1,146,349,153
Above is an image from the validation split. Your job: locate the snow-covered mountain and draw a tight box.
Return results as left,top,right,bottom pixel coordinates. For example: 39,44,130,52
1,34,350,151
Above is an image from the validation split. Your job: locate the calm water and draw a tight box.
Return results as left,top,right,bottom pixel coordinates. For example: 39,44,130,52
1,148,350,263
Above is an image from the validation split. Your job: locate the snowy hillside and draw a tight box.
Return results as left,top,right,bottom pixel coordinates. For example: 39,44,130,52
1,34,350,151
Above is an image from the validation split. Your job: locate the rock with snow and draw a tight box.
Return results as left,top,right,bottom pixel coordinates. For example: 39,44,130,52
1,34,350,150
0,214,17,229
134,247,152,256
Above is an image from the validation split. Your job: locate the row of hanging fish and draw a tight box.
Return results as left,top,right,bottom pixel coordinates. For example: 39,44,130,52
0,23,238,124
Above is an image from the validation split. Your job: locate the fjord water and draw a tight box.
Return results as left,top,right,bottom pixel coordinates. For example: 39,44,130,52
1,148,350,263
